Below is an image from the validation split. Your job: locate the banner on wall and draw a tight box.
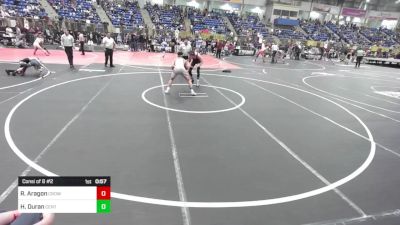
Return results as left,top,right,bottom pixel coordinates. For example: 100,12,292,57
306,40,318,47
311,3,340,15
274,18,299,26
369,16,398,20
341,7,367,17
279,0,294,4
230,3,241,9
298,1,311,11
367,11,400,20
223,0,242,3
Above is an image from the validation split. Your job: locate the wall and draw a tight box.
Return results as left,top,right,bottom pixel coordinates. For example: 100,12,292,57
175,0,207,8
243,0,265,6
270,3,300,21
136,0,146,7
175,0,187,5
367,10,400,20
209,1,241,12
297,1,311,12
242,5,266,17
136,0,165,7
264,4,273,23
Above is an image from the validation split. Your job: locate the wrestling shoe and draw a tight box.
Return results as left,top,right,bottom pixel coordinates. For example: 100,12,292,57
165,87,170,94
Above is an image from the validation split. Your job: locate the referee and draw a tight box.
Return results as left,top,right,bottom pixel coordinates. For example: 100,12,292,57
61,29,74,69
102,33,116,67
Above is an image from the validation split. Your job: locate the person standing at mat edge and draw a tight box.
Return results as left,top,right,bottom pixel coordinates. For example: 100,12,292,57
102,33,116,67
78,32,85,55
215,40,224,59
60,29,75,69
355,47,365,68
271,43,279,63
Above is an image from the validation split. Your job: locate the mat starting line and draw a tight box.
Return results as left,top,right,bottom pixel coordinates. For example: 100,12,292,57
179,92,208,98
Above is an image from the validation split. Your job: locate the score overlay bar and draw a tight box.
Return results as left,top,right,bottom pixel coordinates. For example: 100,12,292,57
18,177,111,213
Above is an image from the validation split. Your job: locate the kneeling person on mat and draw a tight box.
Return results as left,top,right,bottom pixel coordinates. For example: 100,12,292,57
5,57,44,77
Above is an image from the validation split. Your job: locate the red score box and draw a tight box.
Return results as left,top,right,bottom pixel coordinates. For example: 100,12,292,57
97,186,111,200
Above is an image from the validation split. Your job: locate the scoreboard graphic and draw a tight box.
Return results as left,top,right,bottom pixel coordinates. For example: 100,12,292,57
18,176,111,213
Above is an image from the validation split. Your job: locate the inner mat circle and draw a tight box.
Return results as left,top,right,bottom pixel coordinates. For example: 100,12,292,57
141,84,246,114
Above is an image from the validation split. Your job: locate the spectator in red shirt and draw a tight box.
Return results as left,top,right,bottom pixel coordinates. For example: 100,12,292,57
215,40,224,59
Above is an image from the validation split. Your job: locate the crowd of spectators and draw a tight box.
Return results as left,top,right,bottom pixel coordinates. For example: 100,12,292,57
382,28,400,44
300,20,335,42
273,28,307,40
0,0,47,18
102,0,143,28
325,21,370,46
360,27,398,47
188,8,229,34
226,13,269,38
48,0,101,24
145,3,185,33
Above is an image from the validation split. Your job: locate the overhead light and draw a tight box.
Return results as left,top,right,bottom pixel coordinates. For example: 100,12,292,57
220,3,233,11
187,0,199,8
310,11,320,19
251,6,263,14
396,0,400,3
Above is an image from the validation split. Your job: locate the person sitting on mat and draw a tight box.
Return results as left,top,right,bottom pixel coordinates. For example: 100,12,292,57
5,57,44,77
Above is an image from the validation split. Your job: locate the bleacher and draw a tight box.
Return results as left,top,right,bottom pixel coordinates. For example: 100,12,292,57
188,9,228,34
48,0,101,24
325,21,338,33
103,1,143,28
326,22,370,46
382,28,400,45
145,3,183,30
226,13,269,37
274,28,307,40
300,21,330,41
2,0,47,18
360,27,397,47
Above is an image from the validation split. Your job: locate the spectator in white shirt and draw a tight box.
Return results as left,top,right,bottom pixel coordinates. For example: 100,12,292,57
102,33,116,67
78,32,85,55
271,43,279,63
5,26,14,37
179,40,191,60
0,6,10,18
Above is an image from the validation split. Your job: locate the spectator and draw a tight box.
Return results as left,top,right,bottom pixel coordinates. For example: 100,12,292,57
215,40,224,59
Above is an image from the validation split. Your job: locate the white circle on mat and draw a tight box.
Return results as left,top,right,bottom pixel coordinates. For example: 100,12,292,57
4,71,375,208
141,84,246,114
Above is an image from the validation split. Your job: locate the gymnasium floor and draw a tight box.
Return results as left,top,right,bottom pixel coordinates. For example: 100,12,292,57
0,48,399,225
